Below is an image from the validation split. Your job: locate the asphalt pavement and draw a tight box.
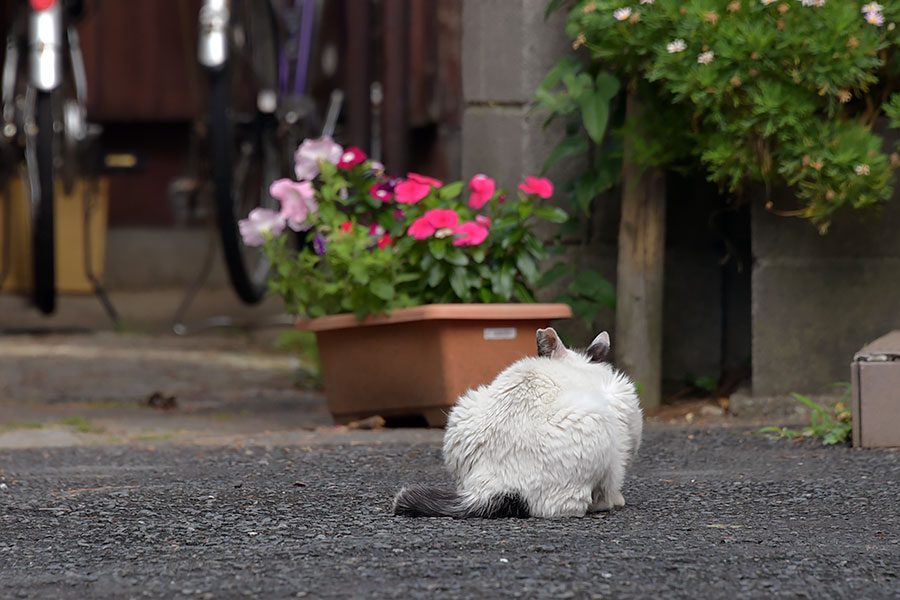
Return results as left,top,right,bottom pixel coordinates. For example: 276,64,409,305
2,426,899,599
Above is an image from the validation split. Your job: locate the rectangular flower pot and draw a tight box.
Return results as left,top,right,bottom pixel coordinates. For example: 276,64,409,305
297,303,573,427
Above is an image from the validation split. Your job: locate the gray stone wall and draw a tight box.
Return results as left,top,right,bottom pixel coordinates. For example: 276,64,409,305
751,193,900,397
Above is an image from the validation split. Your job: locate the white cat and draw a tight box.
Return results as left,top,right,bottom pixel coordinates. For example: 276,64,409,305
393,327,642,518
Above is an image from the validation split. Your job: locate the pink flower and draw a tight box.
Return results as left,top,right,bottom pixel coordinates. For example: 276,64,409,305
407,172,443,189
475,214,492,228
340,221,354,233
337,146,367,169
394,209,406,221
394,180,432,204
369,183,393,203
238,208,285,247
368,223,386,236
424,208,459,229
377,233,392,249
518,176,554,199
269,179,317,232
453,221,489,246
468,174,496,209
294,136,343,180
408,217,436,240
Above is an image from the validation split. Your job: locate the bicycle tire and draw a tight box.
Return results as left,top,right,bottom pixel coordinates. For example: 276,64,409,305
209,1,280,305
33,90,56,314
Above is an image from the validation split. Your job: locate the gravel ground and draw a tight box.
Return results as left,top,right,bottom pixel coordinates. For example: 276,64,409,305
1,427,898,599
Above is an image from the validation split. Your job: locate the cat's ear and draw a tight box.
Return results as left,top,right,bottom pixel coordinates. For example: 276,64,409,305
536,327,566,359
586,331,610,363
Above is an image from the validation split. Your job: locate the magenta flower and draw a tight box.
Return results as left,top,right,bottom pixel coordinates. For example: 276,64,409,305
269,178,317,231
294,136,343,181
394,180,432,204
376,233,392,249
369,182,393,203
468,174,496,209
424,208,459,229
475,214,492,228
408,217,436,240
407,172,443,189
337,146,367,169
518,176,554,199
368,223,386,237
453,221,489,247
238,208,285,247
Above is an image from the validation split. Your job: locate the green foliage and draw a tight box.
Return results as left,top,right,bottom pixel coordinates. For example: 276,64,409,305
541,265,616,327
758,386,853,445
548,0,900,231
259,148,565,319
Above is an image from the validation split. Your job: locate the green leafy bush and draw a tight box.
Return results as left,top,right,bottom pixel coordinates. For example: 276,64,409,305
545,0,900,231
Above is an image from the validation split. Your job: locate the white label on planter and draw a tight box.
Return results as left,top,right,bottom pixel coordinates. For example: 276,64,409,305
483,327,517,340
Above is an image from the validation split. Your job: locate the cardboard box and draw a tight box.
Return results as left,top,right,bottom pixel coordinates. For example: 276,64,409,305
851,330,900,448
0,177,108,293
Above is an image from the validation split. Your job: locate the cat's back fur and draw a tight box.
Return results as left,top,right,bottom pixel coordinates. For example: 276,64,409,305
393,328,642,519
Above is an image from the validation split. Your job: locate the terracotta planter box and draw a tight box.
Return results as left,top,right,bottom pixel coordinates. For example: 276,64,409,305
297,303,572,426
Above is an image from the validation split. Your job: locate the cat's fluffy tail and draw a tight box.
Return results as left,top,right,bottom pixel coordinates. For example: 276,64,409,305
392,486,530,518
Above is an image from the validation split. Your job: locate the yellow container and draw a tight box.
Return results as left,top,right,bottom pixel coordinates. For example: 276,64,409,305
0,177,109,293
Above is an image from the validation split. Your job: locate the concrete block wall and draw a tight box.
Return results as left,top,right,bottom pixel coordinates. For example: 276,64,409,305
751,193,900,397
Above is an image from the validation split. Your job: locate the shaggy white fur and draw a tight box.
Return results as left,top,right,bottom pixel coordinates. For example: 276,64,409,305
393,328,642,518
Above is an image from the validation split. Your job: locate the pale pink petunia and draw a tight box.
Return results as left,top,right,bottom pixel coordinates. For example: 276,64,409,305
518,176,554,199
468,174,496,209
475,214,492,228
294,136,343,181
394,180,432,204
238,208,285,247
453,221,489,246
269,179,317,232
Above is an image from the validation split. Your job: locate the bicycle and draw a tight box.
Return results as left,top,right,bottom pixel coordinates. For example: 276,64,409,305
171,0,342,333
198,0,341,305
0,0,102,315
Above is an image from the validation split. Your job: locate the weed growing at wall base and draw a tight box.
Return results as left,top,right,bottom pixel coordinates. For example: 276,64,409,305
759,389,852,445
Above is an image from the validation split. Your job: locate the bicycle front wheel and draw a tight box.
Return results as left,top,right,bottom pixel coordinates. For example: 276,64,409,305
208,1,281,305
32,90,56,314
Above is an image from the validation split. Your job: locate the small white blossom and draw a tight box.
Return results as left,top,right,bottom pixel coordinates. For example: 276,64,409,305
697,50,715,65
667,39,687,53
861,2,883,13
613,6,632,20
640,0,654,4
865,10,885,25
800,0,824,5
761,0,776,4
855,164,871,176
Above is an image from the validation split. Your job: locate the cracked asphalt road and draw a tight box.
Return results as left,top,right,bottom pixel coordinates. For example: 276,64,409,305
2,426,898,599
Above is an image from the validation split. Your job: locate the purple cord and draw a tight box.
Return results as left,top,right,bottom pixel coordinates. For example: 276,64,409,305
293,0,316,96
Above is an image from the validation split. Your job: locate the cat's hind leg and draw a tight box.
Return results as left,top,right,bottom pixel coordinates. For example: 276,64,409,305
589,460,625,512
